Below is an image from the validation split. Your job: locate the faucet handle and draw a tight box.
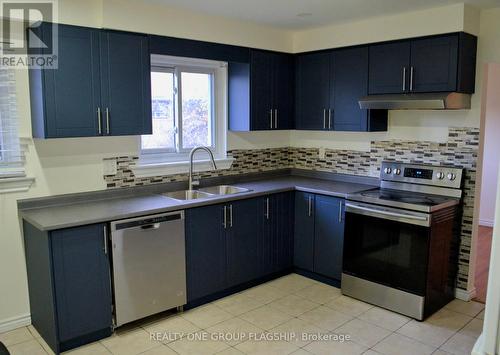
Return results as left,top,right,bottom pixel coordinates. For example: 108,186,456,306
191,180,200,187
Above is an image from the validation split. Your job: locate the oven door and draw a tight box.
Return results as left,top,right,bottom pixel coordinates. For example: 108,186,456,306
343,201,431,296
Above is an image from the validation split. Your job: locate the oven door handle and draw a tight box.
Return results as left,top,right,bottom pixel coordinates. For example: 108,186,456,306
345,202,430,226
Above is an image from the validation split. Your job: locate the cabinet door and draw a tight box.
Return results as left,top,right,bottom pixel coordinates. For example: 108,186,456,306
273,53,294,130
333,47,369,131
185,205,227,302
314,196,345,280
100,31,152,136
293,192,315,271
295,52,331,130
51,224,112,343
262,193,294,276
250,50,273,130
226,198,262,287
410,35,458,93
274,192,294,271
41,24,102,138
369,42,410,94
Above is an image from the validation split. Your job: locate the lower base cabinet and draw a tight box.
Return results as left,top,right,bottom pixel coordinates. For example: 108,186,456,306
23,222,113,354
185,204,227,302
262,192,294,275
186,192,294,304
294,192,345,280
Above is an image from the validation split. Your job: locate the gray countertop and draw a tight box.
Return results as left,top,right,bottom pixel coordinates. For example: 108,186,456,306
20,175,377,231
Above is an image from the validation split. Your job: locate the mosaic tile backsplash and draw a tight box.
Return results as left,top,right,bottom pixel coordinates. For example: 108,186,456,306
104,127,479,291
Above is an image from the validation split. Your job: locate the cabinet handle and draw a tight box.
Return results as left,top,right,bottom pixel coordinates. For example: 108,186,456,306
308,196,312,217
265,198,270,220
269,109,273,129
338,201,343,223
274,109,278,129
328,109,332,130
402,67,407,92
103,225,108,255
97,107,102,135
105,108,110,135
229,205,233,228
410,66,414,91
223,206,227,229
323,109,327,129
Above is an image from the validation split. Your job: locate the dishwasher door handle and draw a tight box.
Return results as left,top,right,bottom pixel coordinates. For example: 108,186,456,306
141,223,161,230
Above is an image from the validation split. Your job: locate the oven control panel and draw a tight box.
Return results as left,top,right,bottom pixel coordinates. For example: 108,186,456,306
380,161,463,189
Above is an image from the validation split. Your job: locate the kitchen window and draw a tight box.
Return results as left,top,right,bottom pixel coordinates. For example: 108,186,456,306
0,68,34,192
0,69,23,177
141,55,228,162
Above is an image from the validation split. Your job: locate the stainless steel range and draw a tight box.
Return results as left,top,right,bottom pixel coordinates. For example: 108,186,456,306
342,161,464,320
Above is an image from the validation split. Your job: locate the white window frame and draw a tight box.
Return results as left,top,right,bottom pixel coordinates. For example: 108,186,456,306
141,54,228,163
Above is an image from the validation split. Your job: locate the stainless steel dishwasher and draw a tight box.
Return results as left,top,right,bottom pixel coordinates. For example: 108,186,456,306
110,211,186,327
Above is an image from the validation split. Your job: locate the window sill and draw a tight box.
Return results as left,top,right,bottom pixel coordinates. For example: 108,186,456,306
0,176,35,193
130,157,234,178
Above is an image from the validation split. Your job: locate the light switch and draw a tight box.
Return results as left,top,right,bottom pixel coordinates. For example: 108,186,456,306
103,159,117,175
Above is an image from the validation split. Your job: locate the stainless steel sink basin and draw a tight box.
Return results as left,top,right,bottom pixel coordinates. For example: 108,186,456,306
163,190,215,201
199,185,251,195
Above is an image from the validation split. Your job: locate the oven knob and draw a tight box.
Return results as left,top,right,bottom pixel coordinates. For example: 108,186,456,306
447,173,456,181
394,168,401,175
436,172,445,180
384,167,392,174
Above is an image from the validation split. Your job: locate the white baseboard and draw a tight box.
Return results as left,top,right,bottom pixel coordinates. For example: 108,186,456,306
0,314,31,333
479,219,494,227
455,287,477,301
471,333,485,355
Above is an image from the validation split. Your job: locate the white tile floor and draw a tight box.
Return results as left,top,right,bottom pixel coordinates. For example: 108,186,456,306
0,274,485,355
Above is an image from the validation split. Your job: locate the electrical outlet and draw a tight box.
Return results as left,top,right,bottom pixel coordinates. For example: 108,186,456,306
103,159,117,175
319,147,326,159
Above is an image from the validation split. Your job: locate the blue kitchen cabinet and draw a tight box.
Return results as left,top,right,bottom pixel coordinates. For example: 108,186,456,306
29,23,102,138
226,198,263,287
230,50,294,131
51,224,113,347
313,195,345,280
273,53,294,130
250,50,274,130
185,204,227,302
369,33,477,95
23,222,113,354
293,193,345,281
409,35,458,93
186,197,263,302
262,192,294,275
295,52,331,130
333,47,388,132
29,23,152,138
99,31,152,136
294,192,315,271
369,41,411,95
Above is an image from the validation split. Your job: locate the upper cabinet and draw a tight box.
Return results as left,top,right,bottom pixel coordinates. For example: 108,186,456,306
295,48,388,132
369,33,477,95
99,31,152,136
29,23,152,138
295,51,332,130
368,42,411,95
229,49,294,131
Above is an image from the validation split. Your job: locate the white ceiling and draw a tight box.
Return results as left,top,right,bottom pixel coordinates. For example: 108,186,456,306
144,0,500,29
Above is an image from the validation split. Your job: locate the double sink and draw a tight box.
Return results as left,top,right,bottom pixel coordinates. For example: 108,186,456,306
163,185,251,201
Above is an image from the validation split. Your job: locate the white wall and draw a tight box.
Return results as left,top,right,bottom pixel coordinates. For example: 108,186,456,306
0,1,498,330
479,64,500,226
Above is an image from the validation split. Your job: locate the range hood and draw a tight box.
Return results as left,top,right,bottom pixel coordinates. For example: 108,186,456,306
358,92,471,110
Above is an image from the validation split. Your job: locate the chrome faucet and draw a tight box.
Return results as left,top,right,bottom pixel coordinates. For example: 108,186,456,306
188,146,217,191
